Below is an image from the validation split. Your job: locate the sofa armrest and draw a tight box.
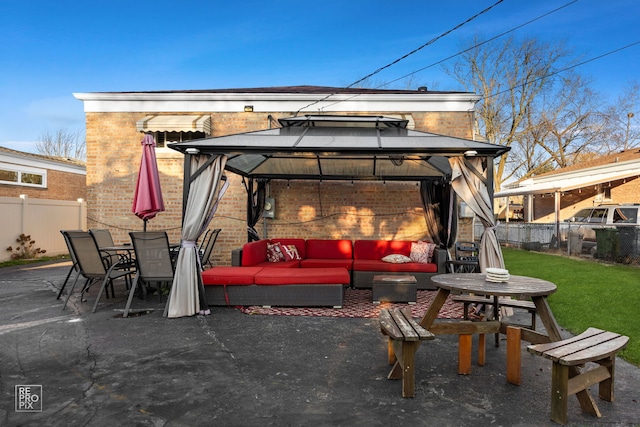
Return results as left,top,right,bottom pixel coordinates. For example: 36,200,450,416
433,248,447,273
231,248,243,266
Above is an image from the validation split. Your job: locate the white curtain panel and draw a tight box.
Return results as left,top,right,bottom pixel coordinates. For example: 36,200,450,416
167,154,227,318
449,157,505,271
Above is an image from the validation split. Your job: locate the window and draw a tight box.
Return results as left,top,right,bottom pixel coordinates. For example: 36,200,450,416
0,163,46,188
589,208,608,223
154,131,206,148
0,169,18,182
613,208,638,223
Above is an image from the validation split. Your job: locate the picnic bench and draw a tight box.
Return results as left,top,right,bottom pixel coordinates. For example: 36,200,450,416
379,308,434,397
527,327,629,425
454,294,537,330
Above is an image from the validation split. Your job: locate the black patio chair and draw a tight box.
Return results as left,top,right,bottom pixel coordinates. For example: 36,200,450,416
89,228,134,266
89,228,115,248
125,231,176,317
57,230,84,300
199,228,221,269
61,231,136,312
447,241,480,273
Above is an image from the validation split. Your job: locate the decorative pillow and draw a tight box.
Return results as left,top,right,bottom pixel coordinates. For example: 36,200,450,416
281,244,301,261
381,254,413,264
266,242,285,262
410,241,437,263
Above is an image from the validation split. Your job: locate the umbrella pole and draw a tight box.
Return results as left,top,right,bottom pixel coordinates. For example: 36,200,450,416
143,219,148,232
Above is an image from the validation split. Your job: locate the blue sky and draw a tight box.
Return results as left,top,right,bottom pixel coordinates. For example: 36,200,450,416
1,0,638,153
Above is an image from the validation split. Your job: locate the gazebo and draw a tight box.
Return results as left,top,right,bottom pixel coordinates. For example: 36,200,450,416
166,115,510,318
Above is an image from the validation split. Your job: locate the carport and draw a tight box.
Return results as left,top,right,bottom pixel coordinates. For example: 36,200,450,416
165,115,510,317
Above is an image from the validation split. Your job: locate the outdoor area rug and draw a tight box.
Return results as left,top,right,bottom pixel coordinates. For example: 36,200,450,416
239,289,466,319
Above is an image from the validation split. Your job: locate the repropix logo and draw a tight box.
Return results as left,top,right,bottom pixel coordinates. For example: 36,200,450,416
15,385,42,412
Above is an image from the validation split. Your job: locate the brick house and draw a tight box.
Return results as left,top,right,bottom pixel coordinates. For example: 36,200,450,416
495,148,640,223
0,146,86,200
0,146,86,262
74,86,483,265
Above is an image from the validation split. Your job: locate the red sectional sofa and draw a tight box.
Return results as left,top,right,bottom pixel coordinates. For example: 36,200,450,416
201,238,446,307
202,266,349,307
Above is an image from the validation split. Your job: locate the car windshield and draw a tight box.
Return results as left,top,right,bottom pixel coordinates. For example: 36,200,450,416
573,209,592,222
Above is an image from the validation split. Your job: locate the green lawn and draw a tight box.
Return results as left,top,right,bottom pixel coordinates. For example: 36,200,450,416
502,247,640,366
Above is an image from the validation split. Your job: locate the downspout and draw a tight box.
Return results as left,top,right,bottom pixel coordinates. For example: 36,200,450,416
555,191,561,247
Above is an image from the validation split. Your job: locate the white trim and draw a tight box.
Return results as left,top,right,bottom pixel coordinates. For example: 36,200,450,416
496,165,640,196
73,92,480,114
0,152,85,175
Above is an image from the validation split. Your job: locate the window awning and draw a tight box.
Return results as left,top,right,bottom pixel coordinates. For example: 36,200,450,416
136,115,212,134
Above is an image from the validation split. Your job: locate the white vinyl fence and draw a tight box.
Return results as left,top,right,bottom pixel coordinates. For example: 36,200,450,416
1,195,86,262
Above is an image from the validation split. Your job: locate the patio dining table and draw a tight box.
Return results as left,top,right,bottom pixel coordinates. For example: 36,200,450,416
389,273,561,384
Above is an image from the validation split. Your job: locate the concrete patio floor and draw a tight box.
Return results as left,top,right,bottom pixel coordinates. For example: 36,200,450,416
1,260,639,426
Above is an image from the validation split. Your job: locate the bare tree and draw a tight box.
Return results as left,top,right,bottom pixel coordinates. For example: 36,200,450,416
529,72,605,171
598,81,640,152
444,35,601,189
35,128,86,161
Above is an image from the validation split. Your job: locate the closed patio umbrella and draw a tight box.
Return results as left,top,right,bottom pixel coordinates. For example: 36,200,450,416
132,134,165,231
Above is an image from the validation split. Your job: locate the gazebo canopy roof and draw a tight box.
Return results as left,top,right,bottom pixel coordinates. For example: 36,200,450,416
168,115,509,181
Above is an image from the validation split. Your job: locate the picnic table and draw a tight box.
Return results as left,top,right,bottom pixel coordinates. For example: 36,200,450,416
389,273,561,382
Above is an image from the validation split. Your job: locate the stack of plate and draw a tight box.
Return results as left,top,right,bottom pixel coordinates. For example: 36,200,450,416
486,268,510,283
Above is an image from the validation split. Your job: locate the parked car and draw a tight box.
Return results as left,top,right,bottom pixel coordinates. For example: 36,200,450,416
565,204,640,241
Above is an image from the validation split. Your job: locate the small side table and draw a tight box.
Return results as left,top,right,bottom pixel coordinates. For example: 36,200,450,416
372,275,417,304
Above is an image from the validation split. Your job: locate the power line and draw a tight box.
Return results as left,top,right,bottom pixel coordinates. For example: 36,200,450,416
483,40,640,101
295,0,505,115
321,0,578,110
380,1,578,89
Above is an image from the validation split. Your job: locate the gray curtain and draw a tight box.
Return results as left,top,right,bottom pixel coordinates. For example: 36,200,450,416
419,180,458,250
244,178,267,242
449,157,505,271
166,154,228,318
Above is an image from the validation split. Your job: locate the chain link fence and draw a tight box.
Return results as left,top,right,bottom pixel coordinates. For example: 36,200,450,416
474,222,640,265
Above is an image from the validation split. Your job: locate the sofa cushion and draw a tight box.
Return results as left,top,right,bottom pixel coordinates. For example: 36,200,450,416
306,239,353,259
353,259,438,273
353,240,414,260
410,241,437,263
267,242,285,262
202,267,264,285
280,244,302,261
270,238,306,259
255,267,350,285
300,259,354,270
241,239,268,266
253,260,301,268
381,254,412,263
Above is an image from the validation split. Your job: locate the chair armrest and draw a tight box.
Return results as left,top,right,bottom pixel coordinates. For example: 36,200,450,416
433,248,447,273
231,248,243,266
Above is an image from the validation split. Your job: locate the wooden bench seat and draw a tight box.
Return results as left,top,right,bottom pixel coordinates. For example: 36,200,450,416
379,308,434,397
528,327,629,425
453,294,537,330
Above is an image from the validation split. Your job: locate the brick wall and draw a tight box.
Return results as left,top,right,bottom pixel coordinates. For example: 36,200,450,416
86,110,474,264
0,169,85,201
